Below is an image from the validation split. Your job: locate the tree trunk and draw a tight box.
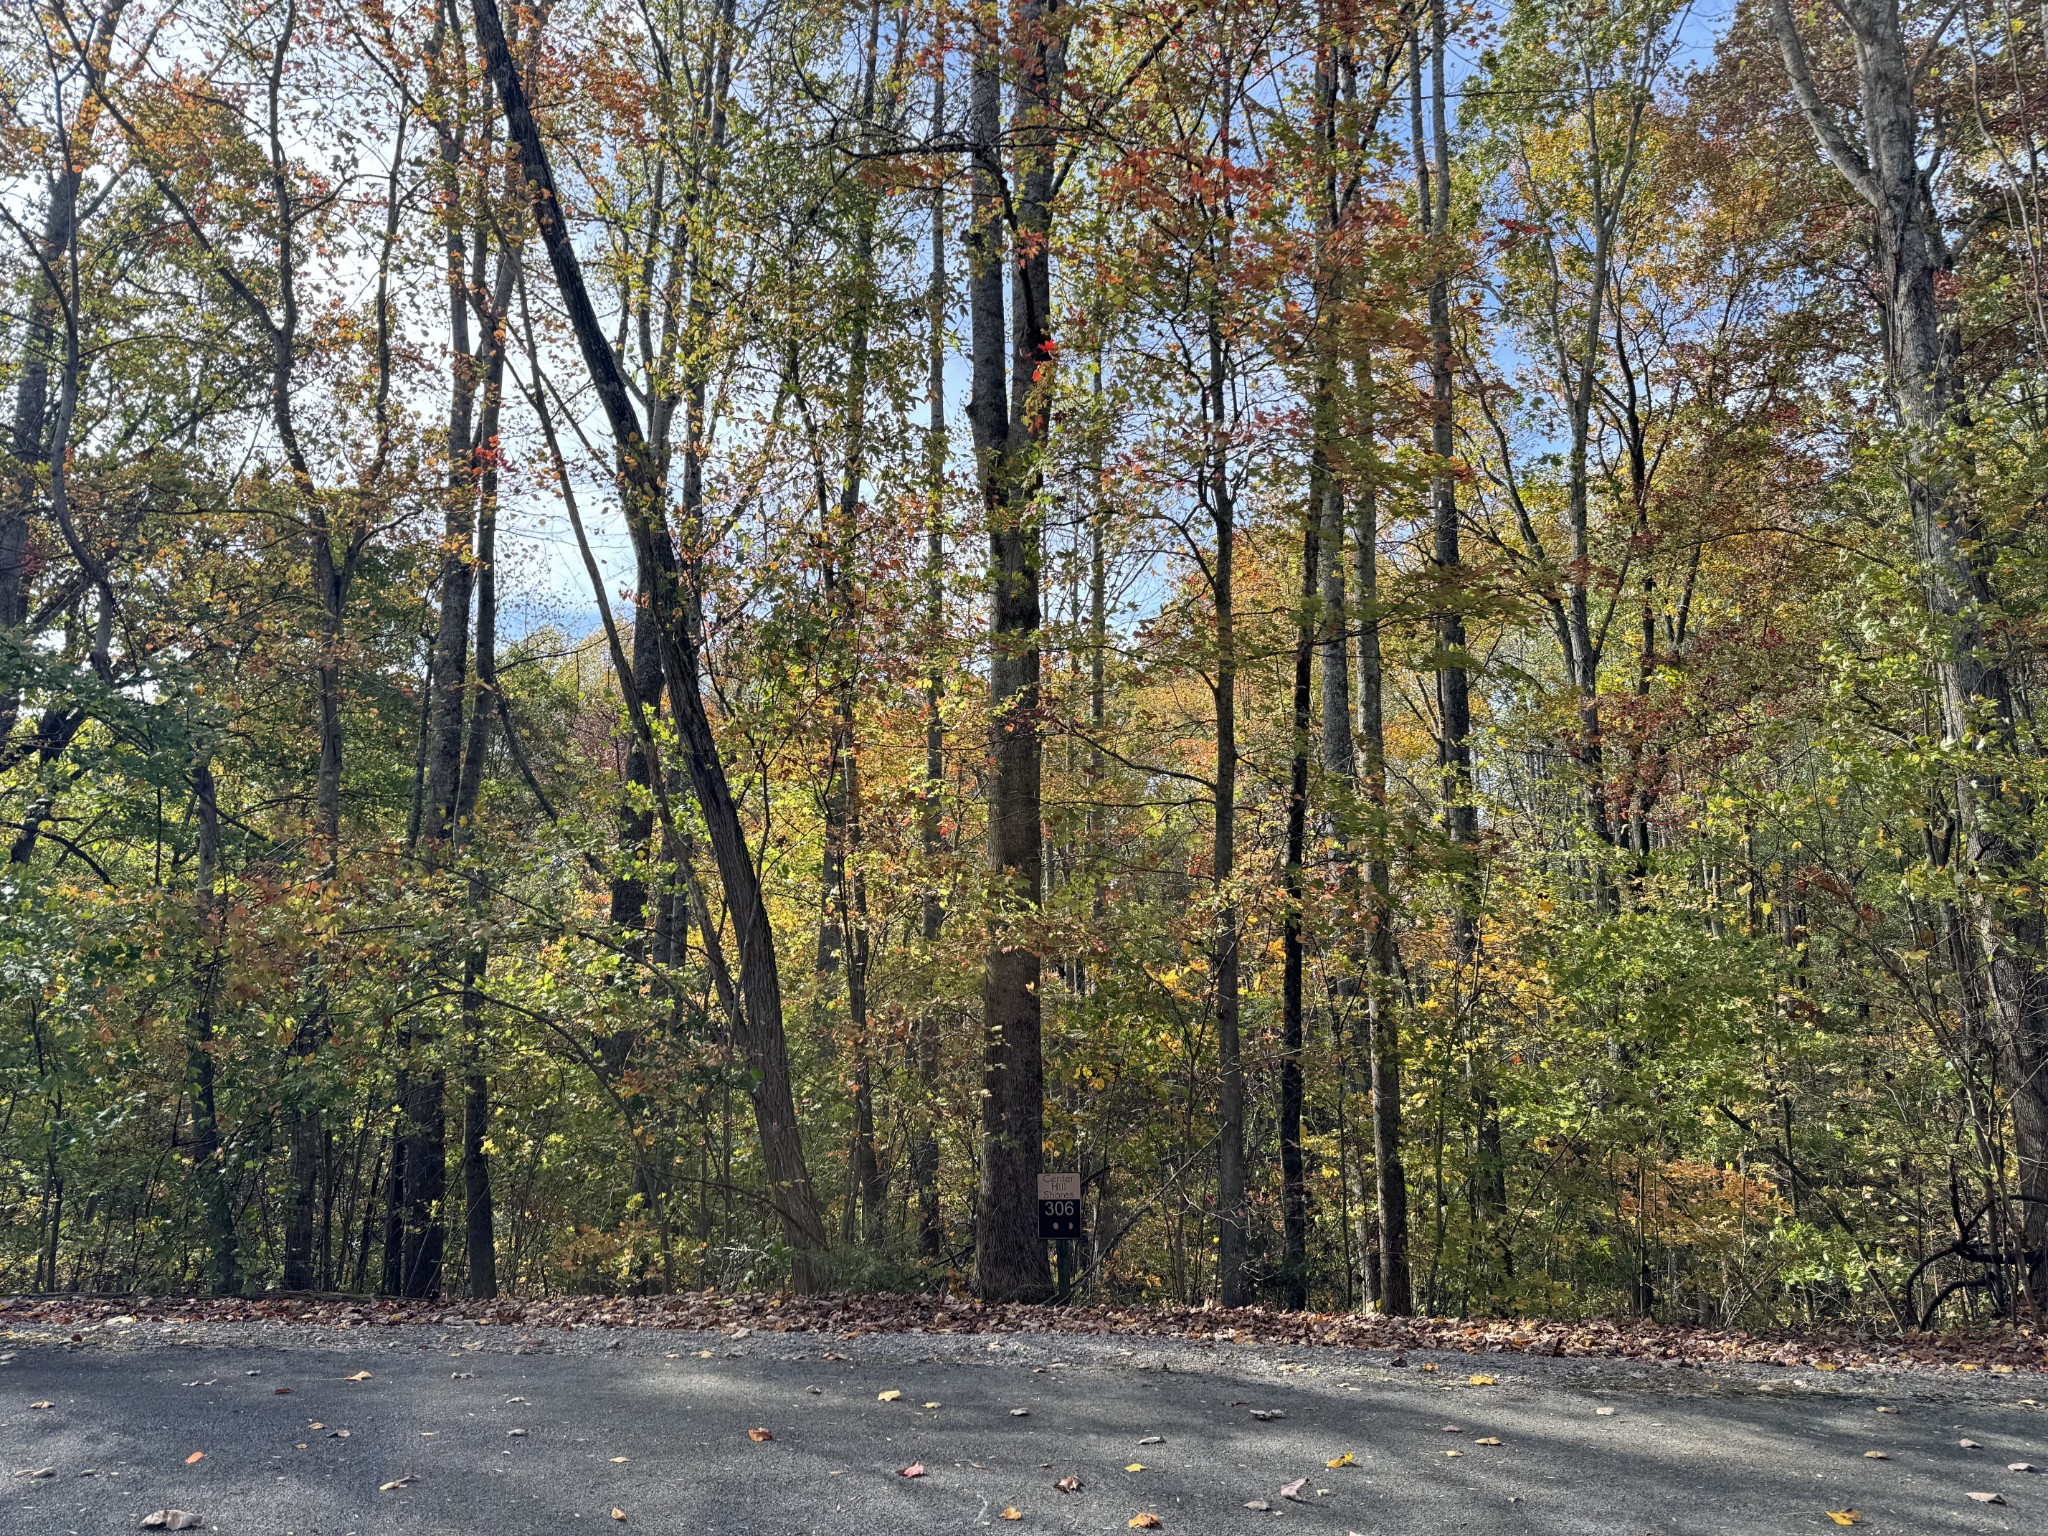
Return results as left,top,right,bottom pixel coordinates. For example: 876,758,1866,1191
969,0,1060,1303
911,54,950,1266
1413,3,1498,1240
475,0,830,1284
188,761,238,1296
1278,456,1318,1311
1208,304,1248,1310
1771,0,2048,1309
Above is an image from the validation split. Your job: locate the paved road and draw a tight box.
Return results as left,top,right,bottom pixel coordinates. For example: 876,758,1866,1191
2,1314,2043,1535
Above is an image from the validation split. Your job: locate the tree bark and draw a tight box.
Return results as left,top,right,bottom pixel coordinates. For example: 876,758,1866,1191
970,0,1060,1303
911,53,950,1265
188,761,238,1295
475,0,830,1284
1771,0,2048,1309
1207,302,1248,1309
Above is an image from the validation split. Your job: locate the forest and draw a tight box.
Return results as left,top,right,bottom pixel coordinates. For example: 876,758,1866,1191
0,0,2044,1332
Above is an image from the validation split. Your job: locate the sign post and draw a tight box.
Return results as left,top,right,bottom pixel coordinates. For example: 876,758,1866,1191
1037,1172,1082,1303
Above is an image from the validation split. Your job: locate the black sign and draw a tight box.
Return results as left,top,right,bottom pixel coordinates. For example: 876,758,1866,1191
1038,1197,1081,1240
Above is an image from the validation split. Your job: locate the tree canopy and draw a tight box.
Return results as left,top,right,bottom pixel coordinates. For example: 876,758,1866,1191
3,0,2045,1328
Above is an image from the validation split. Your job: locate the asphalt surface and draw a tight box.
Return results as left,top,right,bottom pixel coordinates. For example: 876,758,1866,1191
2,1313,2044,1535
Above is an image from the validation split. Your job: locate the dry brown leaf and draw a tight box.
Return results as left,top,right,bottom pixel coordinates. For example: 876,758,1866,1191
28,1401,51,1410
877,1390,902,1402
1279,1477,1308,1503
378,1475,415,1491
1474,1437,1503,1446
897,1462,925,1478
2009,1463,2038,1473
1128,1515,1162,1529
140,1512,203,1531
1245,1500,1271,1511
610,1508,627,1522
1863,1451,1888,1460
273,1387,291,1396
1966,1492,2006,1505
1959,1439,1981,1449
182,1452,204,1465
1055,1474,1082,1493
345,1371,373,1382
747,1427,773,1443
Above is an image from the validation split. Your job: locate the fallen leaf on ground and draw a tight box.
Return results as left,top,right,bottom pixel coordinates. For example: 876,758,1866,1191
273,1387,291,1396
345,1371,372,1382
1474,1437,1503,1446
1421,1363,1439,1373
1279,1477,1308,1503
1444,1449,1463,1457
1325,1452,1353,1468
140,1513,203,1531
747,1427,773,1442
1249,1409,1285,1421
1467,1374,1497,1386
1125,1463,1146,1473
506,1429,526,1437
923,1402,941,1409
1960,1439,1981,1449
1001,1508,1021,1521
308,1423,323,1431
1011,1408,1030,1417
897,1462,925,1478
1139,1435,1164,1446
1054,1474,1082,1493
1876,1405,1897,1413
610,1508,626,1522
1863,1451,1888,1459
1966,1492,2005,1504
379,1475,415,1491
1595,1407,1615,1416
2009,1463,2038,1473
1440,1424,1464,1433
182,1452,204,1465
877,1390,902,1402
1826,1511,1860,1526
19,1467,54,1479
1128,1515,1161,1529
28,1401,51,1410
1245,1499,1271,1511
610,1456,628,1464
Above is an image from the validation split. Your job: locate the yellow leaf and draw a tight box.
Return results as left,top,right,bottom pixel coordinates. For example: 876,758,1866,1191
1827,1511,1860,1527
345,1371,373,1382
1128,1516,1162,1530
1467,1374,1497,1386
1325,1452,1354,1468
877,1390,902,1402
1126,1463,1146,1473
923,1402,941,1409
1001,1510,1022,1522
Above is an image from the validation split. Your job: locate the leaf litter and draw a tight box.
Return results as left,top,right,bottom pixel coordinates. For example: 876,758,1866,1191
10,1292,2040,1372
